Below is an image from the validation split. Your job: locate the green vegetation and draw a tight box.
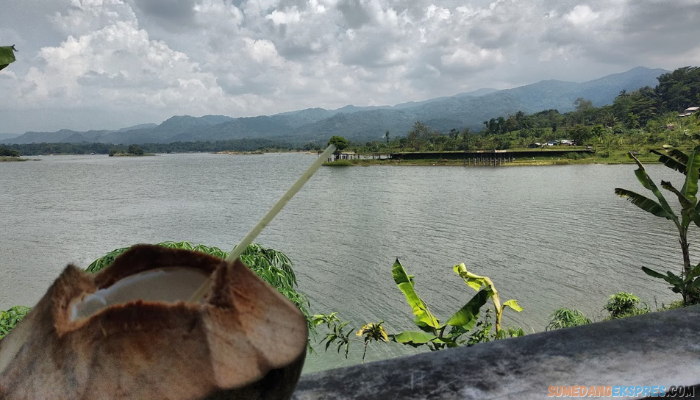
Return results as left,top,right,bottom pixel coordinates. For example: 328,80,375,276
109,144,151,157
3,66,699,160
0,45,16,71
315,259,523,360
603,292,650,320
388,259,495,351
615,146,700,305
545,291,671,331
0,146,19,157
346,66,700,160
322,160,354,167
356,322,389,364
3,138,293,156
0,306,30,340
328,135,349,153
546,308,592,330
0,157,28,162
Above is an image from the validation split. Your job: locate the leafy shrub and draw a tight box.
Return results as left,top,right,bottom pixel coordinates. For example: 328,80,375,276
0,306,30,339
603,292,650,319
546,308,591,330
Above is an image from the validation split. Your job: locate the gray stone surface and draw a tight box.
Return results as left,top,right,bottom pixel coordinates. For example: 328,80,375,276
293,306,700,399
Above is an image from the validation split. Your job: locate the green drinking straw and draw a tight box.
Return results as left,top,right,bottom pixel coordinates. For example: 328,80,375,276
188,144,337,302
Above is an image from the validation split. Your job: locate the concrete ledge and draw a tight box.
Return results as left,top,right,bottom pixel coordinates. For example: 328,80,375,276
293,306,700,399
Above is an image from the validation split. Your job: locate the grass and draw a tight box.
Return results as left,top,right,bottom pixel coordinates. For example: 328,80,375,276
110,153,156,157
323,160,356,166
0,156,29,162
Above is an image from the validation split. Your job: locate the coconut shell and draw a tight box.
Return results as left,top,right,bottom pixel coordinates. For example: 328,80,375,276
0,245,307,400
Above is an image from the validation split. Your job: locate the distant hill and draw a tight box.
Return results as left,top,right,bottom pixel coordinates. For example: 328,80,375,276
1,67,668,145
0,133,20,141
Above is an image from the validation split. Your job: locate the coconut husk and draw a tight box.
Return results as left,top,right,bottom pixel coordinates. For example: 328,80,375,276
0,245,307,399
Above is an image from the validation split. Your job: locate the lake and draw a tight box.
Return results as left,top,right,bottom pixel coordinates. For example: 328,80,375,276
0,153,691,371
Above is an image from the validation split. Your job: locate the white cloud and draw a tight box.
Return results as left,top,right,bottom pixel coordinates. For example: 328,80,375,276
1,0,699,132
266,8,302,25
441,46,504,71
565,4,600,27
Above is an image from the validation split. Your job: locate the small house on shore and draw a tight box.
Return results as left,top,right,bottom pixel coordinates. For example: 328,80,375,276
679,106,699,117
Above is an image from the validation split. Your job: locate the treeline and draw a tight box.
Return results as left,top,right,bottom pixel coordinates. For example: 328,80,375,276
0,147,20,157
483,67,700,135
1,138,293,156
351,66,700,153
473,66,700,150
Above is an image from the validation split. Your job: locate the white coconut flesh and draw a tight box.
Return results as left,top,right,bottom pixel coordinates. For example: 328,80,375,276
70,267,210,321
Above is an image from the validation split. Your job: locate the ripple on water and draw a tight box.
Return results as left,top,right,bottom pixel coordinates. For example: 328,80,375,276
0,155,690,371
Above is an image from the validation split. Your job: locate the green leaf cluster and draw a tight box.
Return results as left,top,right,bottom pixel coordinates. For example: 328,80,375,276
327,136,349,152
0,306,30,340
311,312,352,358
603,292,650,320
0,45,16,71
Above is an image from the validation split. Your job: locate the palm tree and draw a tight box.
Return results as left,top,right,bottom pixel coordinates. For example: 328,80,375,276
356,322,388,363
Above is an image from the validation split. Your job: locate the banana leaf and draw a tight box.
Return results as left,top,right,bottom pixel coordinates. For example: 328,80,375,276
453,263,489,291
660,181,700,227
686,263,700,282
628,154,677,220
502,299,523,312
391,259,440,332
680,146,700,203
668,149,690,166
642,266,669,280
614,188,676,220
651,149,688,174
0,46,16,71
445,288,491,330
391,331,437,347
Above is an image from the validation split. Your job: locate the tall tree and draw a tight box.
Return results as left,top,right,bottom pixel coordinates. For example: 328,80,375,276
328,135,349,154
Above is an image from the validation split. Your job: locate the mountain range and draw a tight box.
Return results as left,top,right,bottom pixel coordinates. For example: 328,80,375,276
1,66,668,146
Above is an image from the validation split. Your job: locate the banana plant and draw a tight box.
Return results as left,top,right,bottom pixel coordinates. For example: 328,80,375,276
390,259,493,351
453,263,523,337
615,146,700,305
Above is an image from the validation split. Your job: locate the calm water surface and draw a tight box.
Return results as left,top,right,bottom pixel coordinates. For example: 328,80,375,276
0,153,690,371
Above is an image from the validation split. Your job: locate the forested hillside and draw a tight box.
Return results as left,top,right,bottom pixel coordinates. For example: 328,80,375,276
2,67,665,148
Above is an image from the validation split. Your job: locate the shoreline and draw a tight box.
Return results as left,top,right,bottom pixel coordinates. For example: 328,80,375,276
323,157,661,167
0,157,38,162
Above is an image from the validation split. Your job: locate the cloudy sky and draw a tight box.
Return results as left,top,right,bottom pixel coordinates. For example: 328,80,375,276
1,0,699,133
